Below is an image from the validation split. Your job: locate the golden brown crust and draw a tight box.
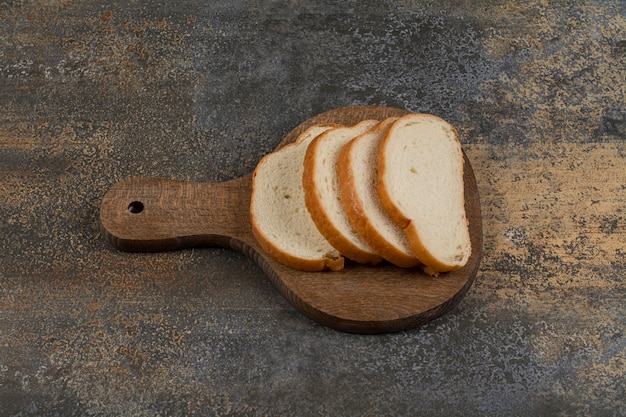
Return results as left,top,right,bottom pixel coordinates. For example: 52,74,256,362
401,222,463,275
250,216,344,271
302,129,383,265
338,124,421,268
376,124,412,230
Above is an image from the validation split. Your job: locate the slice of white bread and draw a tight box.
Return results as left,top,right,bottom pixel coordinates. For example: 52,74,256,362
250,124,345,271
377,113,471,275
302,120,383,264
338,118,422,268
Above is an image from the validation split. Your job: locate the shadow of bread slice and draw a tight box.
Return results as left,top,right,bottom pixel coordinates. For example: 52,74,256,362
338,118,422,268
302,120,383,264
251,124,345,271
377,114,471,275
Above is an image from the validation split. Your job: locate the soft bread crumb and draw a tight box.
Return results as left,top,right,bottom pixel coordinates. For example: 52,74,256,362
337,118,422,268
378,113,471,273
303,120,383,265
250,124,345,271
251,112,470,276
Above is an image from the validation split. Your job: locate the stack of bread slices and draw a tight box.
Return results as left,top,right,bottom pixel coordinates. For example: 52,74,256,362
250,113,471,276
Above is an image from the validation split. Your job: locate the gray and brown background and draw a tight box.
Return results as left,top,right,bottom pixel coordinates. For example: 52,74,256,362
1,1,624,416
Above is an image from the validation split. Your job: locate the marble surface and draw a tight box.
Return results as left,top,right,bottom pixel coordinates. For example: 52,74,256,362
1,1,624,416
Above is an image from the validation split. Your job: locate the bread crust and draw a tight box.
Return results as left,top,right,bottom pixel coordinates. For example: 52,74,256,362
338,119,422,268
302,121,383,265
377,113,469,275
250,123,345,271
250,215,344,271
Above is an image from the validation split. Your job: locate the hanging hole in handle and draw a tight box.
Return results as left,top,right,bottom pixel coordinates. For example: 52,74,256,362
128,201,144,214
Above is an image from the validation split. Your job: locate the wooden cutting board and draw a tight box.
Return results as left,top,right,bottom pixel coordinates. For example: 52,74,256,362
100,105,482,334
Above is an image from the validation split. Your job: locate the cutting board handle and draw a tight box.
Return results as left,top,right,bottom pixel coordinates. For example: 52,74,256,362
99,176,252,252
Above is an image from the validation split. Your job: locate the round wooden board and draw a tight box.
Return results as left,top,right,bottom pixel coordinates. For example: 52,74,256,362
257,106,482,333
100,105,482,334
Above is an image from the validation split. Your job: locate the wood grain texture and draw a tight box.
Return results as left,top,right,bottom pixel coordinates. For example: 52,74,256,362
100,105,482,333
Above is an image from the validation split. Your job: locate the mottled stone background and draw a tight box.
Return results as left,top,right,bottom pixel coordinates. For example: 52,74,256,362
1,1,624,416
